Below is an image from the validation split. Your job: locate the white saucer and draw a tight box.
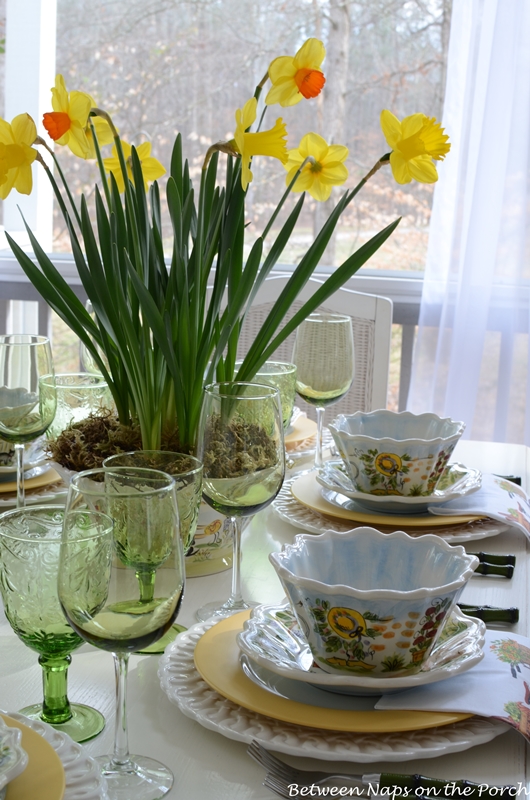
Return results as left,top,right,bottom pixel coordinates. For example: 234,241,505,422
316,461,482,514
237,603,485,696
0,438,48,481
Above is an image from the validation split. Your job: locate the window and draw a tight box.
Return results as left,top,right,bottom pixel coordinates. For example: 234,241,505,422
53,0,452,272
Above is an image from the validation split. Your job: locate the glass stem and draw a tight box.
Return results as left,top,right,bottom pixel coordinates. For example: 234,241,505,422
39,654,72,724
111,652,131,768
15,443,24,508
315,406,326,470
136,569,156,603
225,516,246,611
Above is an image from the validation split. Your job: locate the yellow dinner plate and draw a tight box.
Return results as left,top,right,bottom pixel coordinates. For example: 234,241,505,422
2,714,66,800
291,471,482,528
193,612,471,733
284,416,317,448
0,467,61,495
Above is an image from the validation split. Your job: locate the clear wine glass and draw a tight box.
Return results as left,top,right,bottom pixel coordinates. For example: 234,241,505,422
59,467,185,800
291,312,354,470
195,382,285,622
0,334,57,507
0,505,109,742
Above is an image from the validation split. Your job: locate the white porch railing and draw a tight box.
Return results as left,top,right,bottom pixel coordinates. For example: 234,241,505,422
0,250,423,410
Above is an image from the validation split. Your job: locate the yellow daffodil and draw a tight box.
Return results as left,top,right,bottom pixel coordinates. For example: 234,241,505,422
0,114,38,198
380,110,451,184
86,115,114,159
284,132,348,202
42,74,92,159
103,140,166,193
265,38,326,107
232,97,288,191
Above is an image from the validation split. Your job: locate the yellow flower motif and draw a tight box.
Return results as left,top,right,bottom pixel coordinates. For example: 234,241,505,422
232,97,288,191
284,132,348,202
103,140,166,193
0,114,38,199
266,38,326,107
380,110,451,185
43,74,92,159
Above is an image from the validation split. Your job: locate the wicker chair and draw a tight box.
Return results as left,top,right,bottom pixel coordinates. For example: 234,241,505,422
235,274,393,420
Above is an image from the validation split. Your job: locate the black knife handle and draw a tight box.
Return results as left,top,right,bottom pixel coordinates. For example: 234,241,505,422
379,774,514,797
458,604,519,623
474,563,514,578
471,552,516,567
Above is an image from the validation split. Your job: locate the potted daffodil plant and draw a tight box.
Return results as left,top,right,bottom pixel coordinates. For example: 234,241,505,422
0,37,451,549
0,37,450,461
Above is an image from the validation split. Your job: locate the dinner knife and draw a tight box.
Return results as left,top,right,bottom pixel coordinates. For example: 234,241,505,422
458,603,519,623
360,773,514,796
264,771,514,798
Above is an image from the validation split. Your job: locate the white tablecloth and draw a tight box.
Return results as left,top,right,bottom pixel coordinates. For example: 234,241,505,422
0,439,528,797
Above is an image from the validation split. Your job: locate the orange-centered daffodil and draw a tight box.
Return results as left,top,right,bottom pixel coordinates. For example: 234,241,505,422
380,110,451,184
103,140,166,193
232,97,288,191
43,74,92,159
0,114,38,198
266,38,326,107
284,132,348,202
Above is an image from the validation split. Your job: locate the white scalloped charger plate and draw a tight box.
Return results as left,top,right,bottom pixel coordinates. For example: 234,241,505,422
5,712,109,800
317,461,482,514
273,477,510,543
158,618,509,763
0,717,28,792
237,604,485,696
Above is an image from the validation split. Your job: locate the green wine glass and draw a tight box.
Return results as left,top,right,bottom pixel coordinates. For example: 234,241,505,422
196,382,285,621
59,467,185,800
0,335,57,507
0,505,111,742
291,312,354,470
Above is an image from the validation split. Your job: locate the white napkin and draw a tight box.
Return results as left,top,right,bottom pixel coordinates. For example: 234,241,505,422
376,629,530,741
428,473,530,540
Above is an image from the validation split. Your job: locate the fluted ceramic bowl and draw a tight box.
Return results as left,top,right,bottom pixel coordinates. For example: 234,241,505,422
269,527,478,677
328,410,465,496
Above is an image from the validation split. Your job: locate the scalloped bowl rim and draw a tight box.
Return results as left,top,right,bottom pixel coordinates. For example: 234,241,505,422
329,410,465,445
269,527,479,600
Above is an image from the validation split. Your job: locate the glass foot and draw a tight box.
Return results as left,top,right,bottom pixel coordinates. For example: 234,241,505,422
20,702,105,743
96,754,173,800
196,598,258,622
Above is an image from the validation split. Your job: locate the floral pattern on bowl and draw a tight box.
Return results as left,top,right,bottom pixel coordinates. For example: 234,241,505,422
316,460,482,514
237,602,485,696
0,717,28,793
269,527,478,677
329,410,465,497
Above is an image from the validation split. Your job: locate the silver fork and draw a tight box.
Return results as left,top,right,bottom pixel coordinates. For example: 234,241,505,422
247,740,365,788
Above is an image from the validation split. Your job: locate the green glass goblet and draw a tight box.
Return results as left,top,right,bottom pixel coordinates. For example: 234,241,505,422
102,451,202,554
59,467,184,800
0,505,111,742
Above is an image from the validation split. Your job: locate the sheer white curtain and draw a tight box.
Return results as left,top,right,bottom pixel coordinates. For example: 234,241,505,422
407,0,530,444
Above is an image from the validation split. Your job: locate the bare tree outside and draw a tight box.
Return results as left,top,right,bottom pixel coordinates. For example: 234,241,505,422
53,0,453,271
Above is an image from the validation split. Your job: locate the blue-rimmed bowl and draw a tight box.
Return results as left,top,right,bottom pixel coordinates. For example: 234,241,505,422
269,527,478,677
328,410,465,496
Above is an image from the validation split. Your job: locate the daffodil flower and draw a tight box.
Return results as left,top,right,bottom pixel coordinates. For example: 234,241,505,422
42,74,92,159
284,132,348,202
265,38,326,107
0,114,38,198
86,115,115,159
232,97,287,191
380,110,451,184
103,140,166,193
